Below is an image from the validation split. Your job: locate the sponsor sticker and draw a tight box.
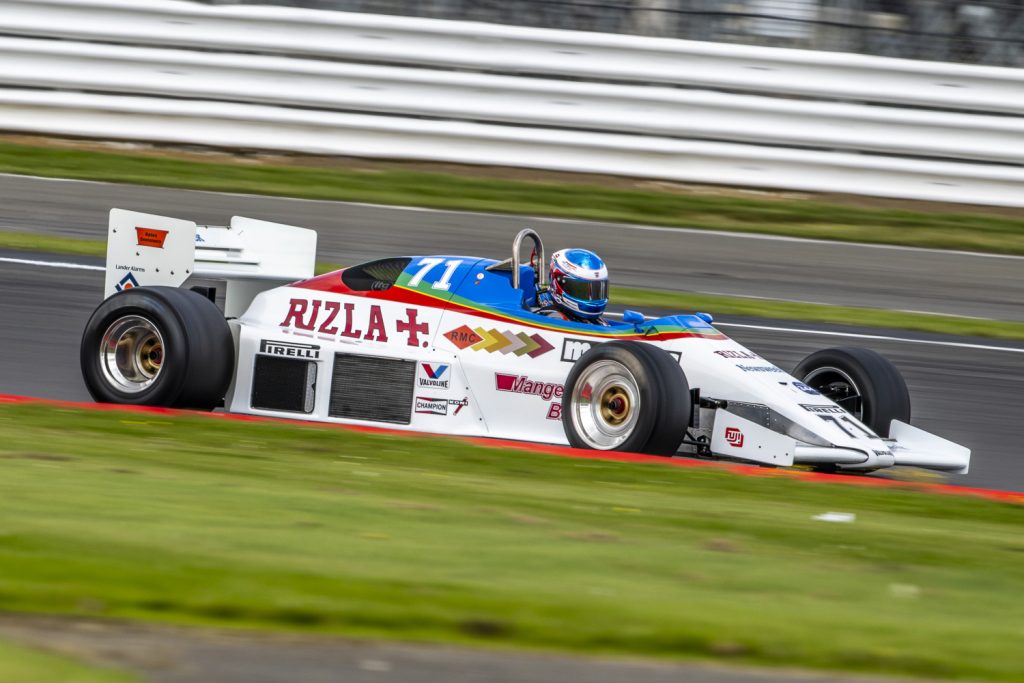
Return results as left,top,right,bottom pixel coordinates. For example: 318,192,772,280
415,396,469,416
115,264,146,273
495,373,563,401
115,272,140,291
444,325,482,349
280,299,429,347
714,350,760,360
561,338,594,363
414,397,449,416
546,403,562,421
724,427,744,448
418,363,450,390
135,227,168,248
800,404,846,415
260,340,320,360
135,226,169,248
736,364,784,373
448,397,469,416
792,381,820,395
561,338,680,363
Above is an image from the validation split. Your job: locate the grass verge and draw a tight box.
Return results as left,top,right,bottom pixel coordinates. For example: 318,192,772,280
1,140,1023,254
0,230,106,259
0,639,139,683
1,403,1022,681
7,230,1021,341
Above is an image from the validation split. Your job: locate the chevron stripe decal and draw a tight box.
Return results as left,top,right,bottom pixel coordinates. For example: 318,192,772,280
466,327,554,358
499,332,527,355
512,331,535,356
526,334,554,358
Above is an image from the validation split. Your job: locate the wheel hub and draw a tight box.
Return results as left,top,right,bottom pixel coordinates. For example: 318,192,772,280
599,387,631,426
99,315,165,393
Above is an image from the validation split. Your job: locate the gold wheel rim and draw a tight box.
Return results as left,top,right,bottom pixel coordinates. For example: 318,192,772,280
137,336,163,376
599,386,631,426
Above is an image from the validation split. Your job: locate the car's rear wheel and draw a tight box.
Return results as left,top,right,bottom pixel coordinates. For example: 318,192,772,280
792,346,910,437
81,287,234,410
561,341,690,455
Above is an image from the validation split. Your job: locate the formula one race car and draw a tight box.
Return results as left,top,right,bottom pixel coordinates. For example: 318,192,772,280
80,209,970,474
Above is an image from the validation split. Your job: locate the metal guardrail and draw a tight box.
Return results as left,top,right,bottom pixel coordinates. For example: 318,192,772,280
0,0,1022,206
4,37,1022,164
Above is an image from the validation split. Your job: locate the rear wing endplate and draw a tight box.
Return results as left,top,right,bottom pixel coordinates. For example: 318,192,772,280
105,208,317,316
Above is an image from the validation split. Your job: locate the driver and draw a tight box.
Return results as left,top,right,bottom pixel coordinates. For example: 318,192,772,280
535,248,610,325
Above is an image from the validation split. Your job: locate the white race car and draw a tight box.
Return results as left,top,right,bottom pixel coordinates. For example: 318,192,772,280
80,209,970,474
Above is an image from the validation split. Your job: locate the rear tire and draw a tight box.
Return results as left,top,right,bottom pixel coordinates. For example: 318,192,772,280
80,287,234,410
561,341,690,455
792,347,910,438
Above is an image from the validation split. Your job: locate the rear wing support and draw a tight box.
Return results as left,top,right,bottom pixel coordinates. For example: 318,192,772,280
105,208,317,317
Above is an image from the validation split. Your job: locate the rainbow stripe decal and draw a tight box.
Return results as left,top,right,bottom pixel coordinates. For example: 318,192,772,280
294,260,728,343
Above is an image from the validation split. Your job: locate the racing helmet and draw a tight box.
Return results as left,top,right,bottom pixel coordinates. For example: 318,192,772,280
548,248,608,319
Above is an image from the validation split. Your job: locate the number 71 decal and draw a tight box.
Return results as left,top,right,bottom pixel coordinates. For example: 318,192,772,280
408,258,464,291
817,414,878,439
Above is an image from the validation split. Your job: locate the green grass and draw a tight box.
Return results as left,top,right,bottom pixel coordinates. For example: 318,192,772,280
1,404,1022,681
2,140,1024,254
4,231,1021,341
0,640,139,683
0,230,106,259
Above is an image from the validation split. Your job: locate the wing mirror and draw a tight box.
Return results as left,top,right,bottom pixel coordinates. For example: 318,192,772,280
696,312,714,324
622,310,645,325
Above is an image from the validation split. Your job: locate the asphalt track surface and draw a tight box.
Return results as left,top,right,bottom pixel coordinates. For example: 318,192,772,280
0,616,928,683
1,252,1021,492
1,173,1023,321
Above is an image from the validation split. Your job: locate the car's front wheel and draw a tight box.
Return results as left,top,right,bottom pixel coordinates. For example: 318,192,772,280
80,287,234,410
561,341,690,455
792,346,910,437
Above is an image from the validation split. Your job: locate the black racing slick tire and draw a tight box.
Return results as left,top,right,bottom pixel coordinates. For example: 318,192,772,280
792,346,910,438
80,286,234,410
561,341,691,456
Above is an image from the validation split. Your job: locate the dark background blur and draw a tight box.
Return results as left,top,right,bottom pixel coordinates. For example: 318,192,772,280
196,1,1024,66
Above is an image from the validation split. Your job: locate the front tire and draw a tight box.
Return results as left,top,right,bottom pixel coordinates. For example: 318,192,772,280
561,341,690,455
792,347,910,437
80,287,234,410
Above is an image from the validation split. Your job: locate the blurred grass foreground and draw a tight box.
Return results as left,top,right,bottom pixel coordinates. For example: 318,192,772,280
0,403,1022,681
0,639,139,683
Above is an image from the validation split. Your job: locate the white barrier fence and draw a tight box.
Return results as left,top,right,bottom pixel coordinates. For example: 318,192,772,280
5,0,1024,114
4,37,1023,166
1,0,1023,206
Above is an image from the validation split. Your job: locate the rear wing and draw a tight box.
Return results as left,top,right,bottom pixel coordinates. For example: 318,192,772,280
105,208,317,317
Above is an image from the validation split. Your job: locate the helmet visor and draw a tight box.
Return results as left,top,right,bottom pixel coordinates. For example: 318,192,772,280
560,277,608,302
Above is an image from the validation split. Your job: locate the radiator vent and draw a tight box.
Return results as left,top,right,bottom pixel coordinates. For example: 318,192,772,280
330,354,415,424
251,356,317,413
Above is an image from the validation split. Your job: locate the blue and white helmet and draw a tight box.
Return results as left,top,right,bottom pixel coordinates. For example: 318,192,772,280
549,248,608,320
